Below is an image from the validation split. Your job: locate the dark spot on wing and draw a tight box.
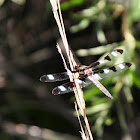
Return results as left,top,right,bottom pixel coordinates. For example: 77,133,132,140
89,61,100,68
52,88,59,95
116,49,123,54
99,70,104,73
104,55,111,61
40,75,47,82
94,70,104,74
109,66,117,72
93,68,99,71
125,62,132,67
92,61,100,67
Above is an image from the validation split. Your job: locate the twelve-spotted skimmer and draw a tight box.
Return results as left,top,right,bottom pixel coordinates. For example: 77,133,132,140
40,49,131,99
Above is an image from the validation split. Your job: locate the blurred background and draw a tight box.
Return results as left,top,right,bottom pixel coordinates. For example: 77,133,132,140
0,0,140,140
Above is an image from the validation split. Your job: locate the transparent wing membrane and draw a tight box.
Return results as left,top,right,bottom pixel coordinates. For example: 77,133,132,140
40,72,70,82
89,49,124,69
52,80,87,95
93,62,132,80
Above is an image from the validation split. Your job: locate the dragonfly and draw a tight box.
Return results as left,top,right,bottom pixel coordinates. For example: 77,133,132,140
40,49,132,99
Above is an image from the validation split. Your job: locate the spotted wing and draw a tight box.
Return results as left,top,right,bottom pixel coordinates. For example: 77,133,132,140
52,80,87,95
86,62,131,99
89,49,124,70
93,62,132,81
40,72,70,82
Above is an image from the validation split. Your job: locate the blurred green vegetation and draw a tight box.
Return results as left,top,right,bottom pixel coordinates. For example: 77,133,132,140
0,0,140,140
63,0,139,140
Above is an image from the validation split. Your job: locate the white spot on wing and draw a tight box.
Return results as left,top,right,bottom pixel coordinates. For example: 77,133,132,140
47,74,54,80
66,72,72,76
58,86,66,91
99,60,105,64
104,69,109,74
94,74,102,80
111,51,118,57
119,64,125,69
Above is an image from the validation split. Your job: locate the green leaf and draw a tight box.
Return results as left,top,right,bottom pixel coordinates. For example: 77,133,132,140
0,0,5,6
91,97,109,106
70,0,84,6
70,19,90,33
86,102,110,115
136,41,140,48
61,0,84,10
84,86,102,101
132,70,140,88
11,0,26,5
129,0,140,26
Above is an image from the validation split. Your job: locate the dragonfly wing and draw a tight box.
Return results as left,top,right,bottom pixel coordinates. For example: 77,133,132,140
52,80,87,95
87,75,113,99
40,72,70,82
89,49,124,69
93,62,132,80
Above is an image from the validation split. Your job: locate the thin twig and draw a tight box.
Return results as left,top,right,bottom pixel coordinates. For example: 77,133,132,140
50,0,93,139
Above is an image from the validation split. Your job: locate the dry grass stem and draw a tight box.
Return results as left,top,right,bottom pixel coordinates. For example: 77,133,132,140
50,0,93,139
75,101,86,139
57,44,69,71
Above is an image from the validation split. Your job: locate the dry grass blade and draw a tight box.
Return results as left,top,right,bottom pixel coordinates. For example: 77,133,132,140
75,101,86,139
50,0,93,139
